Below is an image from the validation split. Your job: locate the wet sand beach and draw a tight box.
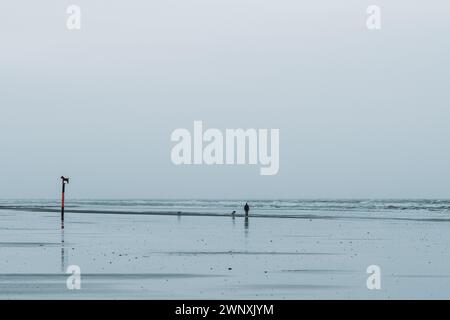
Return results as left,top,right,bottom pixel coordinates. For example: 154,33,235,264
1,199,450,299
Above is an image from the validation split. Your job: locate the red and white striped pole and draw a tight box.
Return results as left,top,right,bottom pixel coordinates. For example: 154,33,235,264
61,176,69,229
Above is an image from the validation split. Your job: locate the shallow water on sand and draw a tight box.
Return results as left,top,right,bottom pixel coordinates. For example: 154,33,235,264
1,199,450,299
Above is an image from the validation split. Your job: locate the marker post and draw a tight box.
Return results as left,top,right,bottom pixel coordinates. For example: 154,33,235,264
61,176,69,229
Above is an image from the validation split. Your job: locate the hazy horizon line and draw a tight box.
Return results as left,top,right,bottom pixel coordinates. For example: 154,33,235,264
1,198,450,201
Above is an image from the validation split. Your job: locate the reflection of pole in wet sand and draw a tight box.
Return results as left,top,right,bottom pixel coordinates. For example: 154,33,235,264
60,226,68,272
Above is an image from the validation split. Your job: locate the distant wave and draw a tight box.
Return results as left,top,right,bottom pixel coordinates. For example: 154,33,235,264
1,199,450,223
1,199,450,212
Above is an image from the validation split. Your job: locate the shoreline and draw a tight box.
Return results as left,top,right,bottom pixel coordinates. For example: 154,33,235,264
1,205,449,223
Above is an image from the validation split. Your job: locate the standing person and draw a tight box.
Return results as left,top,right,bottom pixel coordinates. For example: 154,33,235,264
244,202,250,217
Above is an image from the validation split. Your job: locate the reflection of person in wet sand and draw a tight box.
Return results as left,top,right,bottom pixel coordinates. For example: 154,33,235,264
244,215,249,237
244,203,250,217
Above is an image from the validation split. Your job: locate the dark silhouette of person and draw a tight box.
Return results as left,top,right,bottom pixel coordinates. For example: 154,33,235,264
244,203,250,216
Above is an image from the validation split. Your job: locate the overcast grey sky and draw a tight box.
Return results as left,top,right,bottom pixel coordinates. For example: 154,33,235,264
1,1,449,199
